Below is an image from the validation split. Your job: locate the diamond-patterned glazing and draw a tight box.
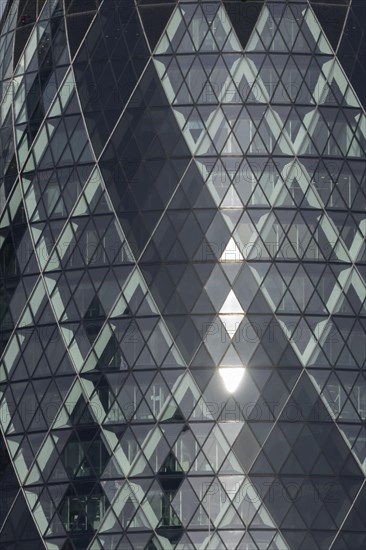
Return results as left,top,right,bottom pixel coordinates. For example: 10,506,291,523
0,1,365,549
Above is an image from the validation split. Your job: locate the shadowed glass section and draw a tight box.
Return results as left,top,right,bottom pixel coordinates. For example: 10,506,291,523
73,0,150,156
223,0,264,50
137,0,176,51
336,0,366,109
99,61,191,257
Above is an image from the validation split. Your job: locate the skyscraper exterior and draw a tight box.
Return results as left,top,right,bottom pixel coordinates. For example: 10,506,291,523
0,0,365,548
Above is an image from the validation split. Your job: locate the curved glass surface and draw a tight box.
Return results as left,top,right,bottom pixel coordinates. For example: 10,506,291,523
0,1,365,549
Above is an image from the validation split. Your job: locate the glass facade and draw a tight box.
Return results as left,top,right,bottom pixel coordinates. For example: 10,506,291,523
0,0,365,548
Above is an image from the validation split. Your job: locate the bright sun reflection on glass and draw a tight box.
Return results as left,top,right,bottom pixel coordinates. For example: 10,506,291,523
219,367,245,393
